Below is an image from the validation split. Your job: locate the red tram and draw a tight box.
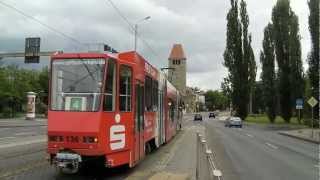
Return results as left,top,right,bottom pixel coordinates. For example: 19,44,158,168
47,51,183,173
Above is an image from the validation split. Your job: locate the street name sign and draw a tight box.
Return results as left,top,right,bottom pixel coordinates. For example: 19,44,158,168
307,97,318,108
296,98,303,109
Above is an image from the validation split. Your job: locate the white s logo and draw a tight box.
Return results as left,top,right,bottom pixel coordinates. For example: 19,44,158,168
110,125,125,150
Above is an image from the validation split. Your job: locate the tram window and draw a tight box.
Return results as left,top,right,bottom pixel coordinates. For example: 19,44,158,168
145,76,152,111
103,59,116,111
152,80,158,111
169,100,175,121
119,65,132,112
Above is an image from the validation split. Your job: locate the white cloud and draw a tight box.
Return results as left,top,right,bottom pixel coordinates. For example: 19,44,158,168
0,0,311,90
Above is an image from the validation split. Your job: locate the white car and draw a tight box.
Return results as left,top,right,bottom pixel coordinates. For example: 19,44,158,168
225,117,242,128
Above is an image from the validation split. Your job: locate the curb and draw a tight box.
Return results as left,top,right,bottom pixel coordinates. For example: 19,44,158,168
0,125,47,128
278,132,319,144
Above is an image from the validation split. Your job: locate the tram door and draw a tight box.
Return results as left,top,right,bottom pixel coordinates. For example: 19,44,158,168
134,81,144,162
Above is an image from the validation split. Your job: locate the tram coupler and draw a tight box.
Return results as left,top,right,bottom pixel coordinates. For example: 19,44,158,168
54,152,82,174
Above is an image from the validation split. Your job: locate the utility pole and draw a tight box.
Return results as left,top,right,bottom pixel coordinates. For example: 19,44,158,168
134,16,151,52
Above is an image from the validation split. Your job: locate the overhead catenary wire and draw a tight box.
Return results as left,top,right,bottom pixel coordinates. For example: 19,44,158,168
0,0,85,48
104,0,161,59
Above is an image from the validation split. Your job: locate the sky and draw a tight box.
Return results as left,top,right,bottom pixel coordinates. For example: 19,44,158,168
0,0,311,91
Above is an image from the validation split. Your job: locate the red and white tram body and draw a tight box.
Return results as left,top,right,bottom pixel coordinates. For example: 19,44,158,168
47,51,182,172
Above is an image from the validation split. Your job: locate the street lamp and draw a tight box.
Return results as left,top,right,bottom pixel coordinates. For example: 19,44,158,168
134,16,151,51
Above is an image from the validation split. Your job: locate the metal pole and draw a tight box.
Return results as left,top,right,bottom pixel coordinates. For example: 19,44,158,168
311,107,314,138
134,24,138,52
298,109,300,124
196,132,199,180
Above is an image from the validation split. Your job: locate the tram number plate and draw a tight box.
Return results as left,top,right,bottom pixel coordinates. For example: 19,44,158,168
56,153,82,162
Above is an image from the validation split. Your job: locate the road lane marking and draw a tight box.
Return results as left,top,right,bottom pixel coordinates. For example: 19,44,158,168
246,134,254,138
15,132,33,136
0,138,46,149
0,137,15,140
314,165,320,168
0,128,10,132
265,142,278,149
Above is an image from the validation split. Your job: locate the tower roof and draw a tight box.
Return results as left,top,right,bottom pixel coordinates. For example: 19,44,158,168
168,44,186,60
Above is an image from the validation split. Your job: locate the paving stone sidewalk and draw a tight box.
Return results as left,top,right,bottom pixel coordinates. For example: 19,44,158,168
279,128,320,144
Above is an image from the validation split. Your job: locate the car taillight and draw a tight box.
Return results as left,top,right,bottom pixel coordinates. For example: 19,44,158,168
83,136,98,143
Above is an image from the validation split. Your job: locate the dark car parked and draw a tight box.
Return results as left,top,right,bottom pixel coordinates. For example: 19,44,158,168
209,112,215,118
194,114,203,121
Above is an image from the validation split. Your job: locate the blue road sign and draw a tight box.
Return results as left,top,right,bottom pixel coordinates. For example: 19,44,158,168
296,99,303,109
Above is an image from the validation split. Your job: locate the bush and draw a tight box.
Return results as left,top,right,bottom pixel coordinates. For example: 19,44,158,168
1,107,12,118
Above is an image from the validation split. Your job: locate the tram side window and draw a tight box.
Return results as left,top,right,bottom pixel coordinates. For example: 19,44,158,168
119,65,132,112
104,59,116,111
152,80,158,111
145,76,152,111
169,100,175,122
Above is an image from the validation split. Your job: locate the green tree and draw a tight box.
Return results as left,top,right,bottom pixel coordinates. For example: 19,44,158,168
223,0,254,120
289,13,304,121
205,90,228,110
272,0,303,122
307,0,319,120
260,23,277,123
221,77,232,108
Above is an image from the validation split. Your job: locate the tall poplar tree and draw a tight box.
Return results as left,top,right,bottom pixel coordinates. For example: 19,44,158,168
223,0,255,120
261,24,277,123
272,0,303,122
308,0,319,119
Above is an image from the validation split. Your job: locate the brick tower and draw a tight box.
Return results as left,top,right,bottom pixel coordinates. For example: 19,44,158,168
168,44,186,95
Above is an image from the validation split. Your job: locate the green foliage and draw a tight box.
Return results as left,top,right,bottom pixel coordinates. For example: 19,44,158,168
271,0,303,122
245,114,306,127
205,90,228,111
0,66,49,117
223,0,256,120
252,81,264,114
260,23,277,123
307,0,319,120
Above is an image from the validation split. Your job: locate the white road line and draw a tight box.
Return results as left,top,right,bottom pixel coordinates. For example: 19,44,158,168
314,165,320,168
0,128,10,132
15,132,33,136
265,142,278,149
0,138,46,149
0,136,15,140
246,134,254,138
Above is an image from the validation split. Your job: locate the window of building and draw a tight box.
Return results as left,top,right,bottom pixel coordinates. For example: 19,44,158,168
103,59,116,111
119,65,132,111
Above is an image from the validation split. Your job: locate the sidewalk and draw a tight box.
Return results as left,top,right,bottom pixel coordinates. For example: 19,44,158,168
126,120,205,180
279,128,320,144
0,117,47,127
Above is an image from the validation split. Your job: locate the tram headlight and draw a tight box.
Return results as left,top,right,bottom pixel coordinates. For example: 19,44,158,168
83,136,98,143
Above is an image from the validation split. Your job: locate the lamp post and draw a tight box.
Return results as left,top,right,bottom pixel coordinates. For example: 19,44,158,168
134,16,151,52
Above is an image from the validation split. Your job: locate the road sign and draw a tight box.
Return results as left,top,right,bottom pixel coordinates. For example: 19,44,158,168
25,37,40,63
296,98,303,109
307,97,318,108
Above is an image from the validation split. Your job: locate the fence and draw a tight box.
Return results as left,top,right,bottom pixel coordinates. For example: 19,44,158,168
196,132,222,180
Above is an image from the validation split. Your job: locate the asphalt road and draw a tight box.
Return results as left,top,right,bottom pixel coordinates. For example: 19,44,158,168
0,114,204,180
205,114,319,180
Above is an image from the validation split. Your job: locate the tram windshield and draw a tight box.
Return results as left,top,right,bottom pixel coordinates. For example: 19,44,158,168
50,59,105,111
